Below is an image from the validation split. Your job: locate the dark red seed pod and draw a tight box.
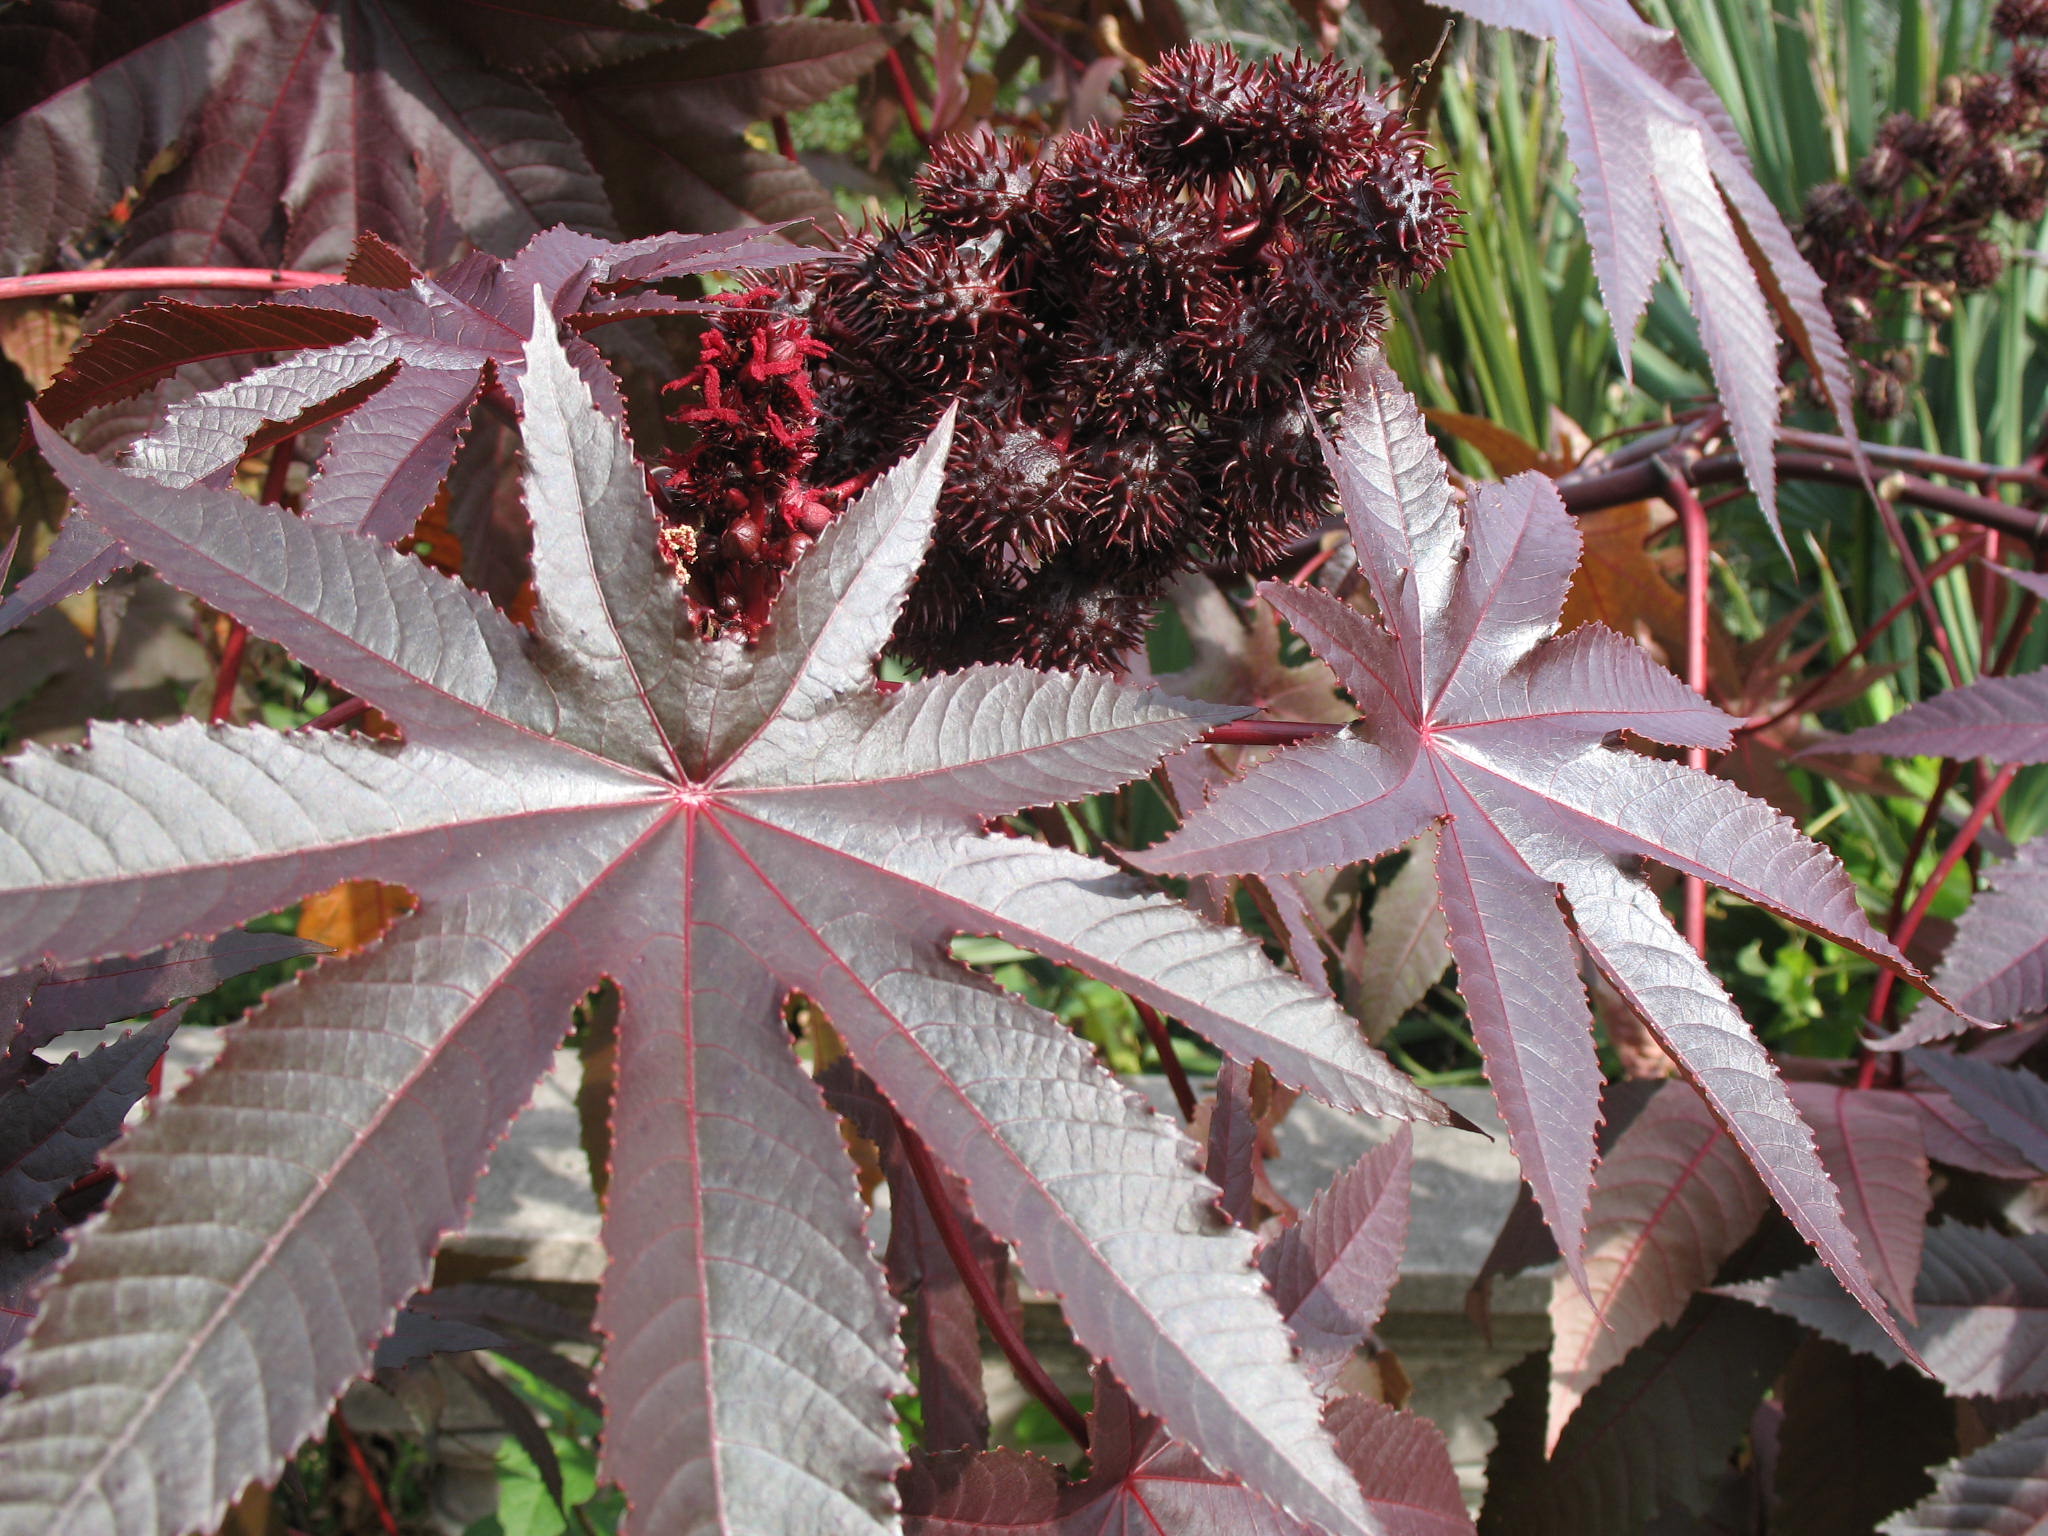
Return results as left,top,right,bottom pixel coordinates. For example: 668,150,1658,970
1194,397,1333,569
1911,104,1973,173
1855,141,1908,196
1123,43,1267,186
941,416,1092,566
2016,44,2048,102
1087,185,1225,315
1801,183,1870,247
1995,0,2048,39
1180,284,1304,411
915,131,1039,235
1963,72,2032,135
1267,229,1389,371
2004,152,2048,219
1080,429,1197,555
991,577,1155,671
1312,128,1459,284
1053,313,1188,435
1251,52,1395,178
1956,236,2008,290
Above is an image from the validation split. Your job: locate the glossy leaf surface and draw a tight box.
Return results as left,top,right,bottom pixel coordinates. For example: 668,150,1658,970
0,305,1443,1536
1138,355,1918,1350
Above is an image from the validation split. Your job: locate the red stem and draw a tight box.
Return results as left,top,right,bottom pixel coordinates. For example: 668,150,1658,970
306,696,371,732
208,625,248,726
1664,462,1712,957
1202,719,1343,746
1868,763,2022,1028
851,0,929,145
0,267,342,301
1558,446,2048,547
1871,490,1963,689
209,438,297,724
1133,1000,1197,1120
736,0,801,162
1739,536,1985,737
893,1117,1090,1448
332,1415,400,1536
1886,760,1963,937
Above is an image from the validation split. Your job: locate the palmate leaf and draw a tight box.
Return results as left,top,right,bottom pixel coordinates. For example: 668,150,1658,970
1881,1405,2048,1536
1257,1127,1413,1391
0,1015,178,1234
1812,668,2048,766
1480,1297,1801,1536
1812,643,2048,1050
903,1378,1472,1536
549,21,896,236
1,226,818,634
1,930,325,1083
1773,1338,1954,1536
1786,1082,1931,1322
0,0,612,279
1901,1051,2048,1177
1544,1079,1768,1451
1891,835,2048,1049
0,305,1444,1536
1136,355,1923,1351
1721,1222,2048,1399
1431,0,1862,545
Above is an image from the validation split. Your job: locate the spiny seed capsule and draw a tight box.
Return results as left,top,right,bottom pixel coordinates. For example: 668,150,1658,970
666,44,1458,667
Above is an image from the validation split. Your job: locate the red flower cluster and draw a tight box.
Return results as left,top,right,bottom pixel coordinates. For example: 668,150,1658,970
651,287,841,635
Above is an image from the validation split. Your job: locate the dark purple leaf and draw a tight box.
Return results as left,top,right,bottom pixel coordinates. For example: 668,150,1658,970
1884,834,2048,1050
1996,564,2048,602
1721,1222,2048,1398
549,21,892,236
1772,1338,1952,1536
370,1307,507,1372
1880,1404,2048,1535
1258,1126,1412,1389
1466,1080,1662,1334
904,1371,1471,1535
1808,669,2048,765
0,519,133,637
431,0,704,77
12,930,327,1044
2,0,613,280
1137,356,1924,1353
1479,1298,1801,1536
1546,1079,1768,1450
1785,1083,1930,1322
1204,1056,1260,1227
35,302,378,431
1906,1051,2048,1175
1898,1082,2040,1179
1430,0,1863,546
0,308,1445,1536
1352,827,1451,1042
0,1015,176,1233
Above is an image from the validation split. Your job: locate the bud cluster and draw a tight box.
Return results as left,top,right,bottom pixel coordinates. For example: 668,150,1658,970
654,44,1456,669
1800,7,2048,418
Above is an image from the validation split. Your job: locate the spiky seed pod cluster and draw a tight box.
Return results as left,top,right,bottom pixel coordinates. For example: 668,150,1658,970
708,43,1456,670
1800,31,2048,420
650,287,841,635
